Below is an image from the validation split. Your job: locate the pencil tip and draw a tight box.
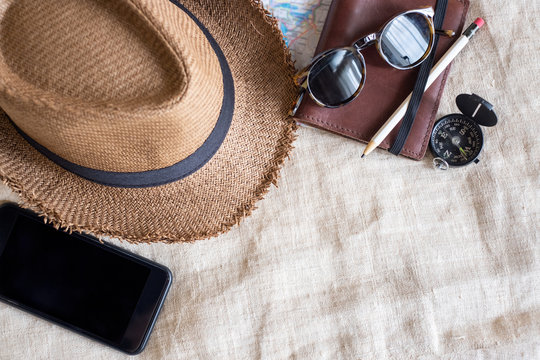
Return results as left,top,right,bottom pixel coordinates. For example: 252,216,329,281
361,154,365,159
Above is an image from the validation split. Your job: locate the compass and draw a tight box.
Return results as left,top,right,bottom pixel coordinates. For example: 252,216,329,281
430,93,497,169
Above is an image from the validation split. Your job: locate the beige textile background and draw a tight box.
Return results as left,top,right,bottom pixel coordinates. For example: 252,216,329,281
1,0,539,359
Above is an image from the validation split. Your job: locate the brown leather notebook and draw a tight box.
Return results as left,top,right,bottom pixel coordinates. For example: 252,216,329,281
293,0,469,159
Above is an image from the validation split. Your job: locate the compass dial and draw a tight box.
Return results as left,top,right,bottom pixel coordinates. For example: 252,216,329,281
430,114,484,166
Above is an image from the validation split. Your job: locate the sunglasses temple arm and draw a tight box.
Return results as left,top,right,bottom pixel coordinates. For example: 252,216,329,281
435,29,456,37
293,64,312,85
289,82,308,116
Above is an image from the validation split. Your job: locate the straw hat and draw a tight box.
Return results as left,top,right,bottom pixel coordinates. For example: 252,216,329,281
0,0,297,242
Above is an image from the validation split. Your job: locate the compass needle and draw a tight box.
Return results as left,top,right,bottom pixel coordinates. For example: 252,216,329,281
459,146,468,159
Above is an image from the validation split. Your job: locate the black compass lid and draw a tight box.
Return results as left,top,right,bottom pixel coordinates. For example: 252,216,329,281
456,93,498,127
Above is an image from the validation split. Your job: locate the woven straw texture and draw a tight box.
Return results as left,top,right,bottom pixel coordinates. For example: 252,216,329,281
1,0,539,359
0,0,225,172
0,0,297,242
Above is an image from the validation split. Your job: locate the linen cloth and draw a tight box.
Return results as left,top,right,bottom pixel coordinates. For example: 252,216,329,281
1,0,539,358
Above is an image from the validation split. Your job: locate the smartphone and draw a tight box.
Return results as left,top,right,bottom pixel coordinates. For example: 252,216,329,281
0,203,172,355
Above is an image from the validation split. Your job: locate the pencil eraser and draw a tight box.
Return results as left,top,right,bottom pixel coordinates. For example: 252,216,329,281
474,18,485,28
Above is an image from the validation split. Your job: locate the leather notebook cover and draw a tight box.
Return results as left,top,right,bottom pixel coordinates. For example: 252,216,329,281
293,0,469,159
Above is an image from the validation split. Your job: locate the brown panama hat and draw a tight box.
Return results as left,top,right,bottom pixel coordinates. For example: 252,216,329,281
0,0,297,243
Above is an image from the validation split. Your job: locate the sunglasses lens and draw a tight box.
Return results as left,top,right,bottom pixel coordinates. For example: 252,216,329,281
307,49,364,107
380,13,432,68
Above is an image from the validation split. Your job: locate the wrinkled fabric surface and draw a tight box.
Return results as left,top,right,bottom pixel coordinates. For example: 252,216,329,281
1,0,539,358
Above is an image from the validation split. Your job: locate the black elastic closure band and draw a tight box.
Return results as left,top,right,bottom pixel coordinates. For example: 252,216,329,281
388,0,448,155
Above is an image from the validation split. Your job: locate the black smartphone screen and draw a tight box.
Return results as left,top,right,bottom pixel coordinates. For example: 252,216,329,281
0,204,171,354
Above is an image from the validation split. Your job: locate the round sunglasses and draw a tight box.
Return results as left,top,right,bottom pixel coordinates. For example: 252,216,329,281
291,7,453,113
